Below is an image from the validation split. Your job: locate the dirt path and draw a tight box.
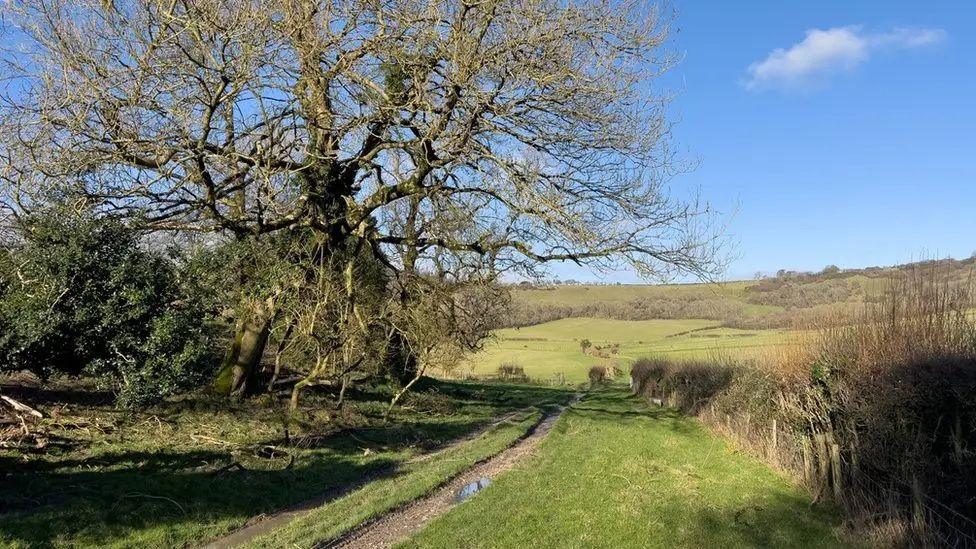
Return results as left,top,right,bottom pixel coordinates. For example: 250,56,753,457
201,406,538,549
322,398,577,549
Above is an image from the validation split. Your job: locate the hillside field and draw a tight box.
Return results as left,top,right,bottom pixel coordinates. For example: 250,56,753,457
454,317,795,383
462,268,957,383
513,280,775,313
503,262,974,330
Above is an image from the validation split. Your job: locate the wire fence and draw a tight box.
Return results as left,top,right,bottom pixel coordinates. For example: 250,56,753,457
841,456,976,548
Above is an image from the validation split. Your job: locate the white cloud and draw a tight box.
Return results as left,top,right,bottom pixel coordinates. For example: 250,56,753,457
744,26,947,91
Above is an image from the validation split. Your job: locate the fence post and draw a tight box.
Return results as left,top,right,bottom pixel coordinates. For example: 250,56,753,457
771,419,778,462
830,441,843,502
812,433,828,500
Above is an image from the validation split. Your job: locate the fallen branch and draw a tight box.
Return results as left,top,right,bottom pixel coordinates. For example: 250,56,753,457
1,395,43,418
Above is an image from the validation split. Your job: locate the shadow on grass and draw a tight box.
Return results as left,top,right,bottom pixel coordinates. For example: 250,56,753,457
0,418,492,547
692,492,845,548
262,417,490,455
422,378,576,409
0,382,115,408
0,378,571,548
1,451,402,547
561,387,718,436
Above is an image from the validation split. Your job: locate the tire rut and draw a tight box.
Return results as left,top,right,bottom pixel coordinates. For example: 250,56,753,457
200,406,540,549
322,396,579,549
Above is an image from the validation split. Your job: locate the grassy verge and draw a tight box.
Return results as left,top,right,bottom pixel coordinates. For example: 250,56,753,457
246,408,548,548
401,386,848,548
0,378,572,548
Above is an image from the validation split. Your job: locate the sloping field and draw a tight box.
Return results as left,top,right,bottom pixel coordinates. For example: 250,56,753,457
513,281,784,318
0,381,573,549
513,281,756,306
455,318,793,382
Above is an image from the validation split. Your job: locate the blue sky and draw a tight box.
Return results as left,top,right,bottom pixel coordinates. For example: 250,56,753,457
551,0,976,283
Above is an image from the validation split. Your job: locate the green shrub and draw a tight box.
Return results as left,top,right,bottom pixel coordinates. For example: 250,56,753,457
579,339,592,354
652,361,735,414
497,362,528,382
588,365,606,385
629,357,667,395
0,213,217,406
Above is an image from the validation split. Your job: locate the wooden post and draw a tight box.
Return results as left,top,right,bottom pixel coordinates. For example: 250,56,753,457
812,433,828,499
771,419,778,461
802,438,814,492
830,441,843,502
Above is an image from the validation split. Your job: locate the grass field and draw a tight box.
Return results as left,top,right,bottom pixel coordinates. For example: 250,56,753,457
513,281,756,306
513,274,894,309
246,408,551,548
455,317,795,383
513,281,785,317
401,386,848,548
0,380,573,548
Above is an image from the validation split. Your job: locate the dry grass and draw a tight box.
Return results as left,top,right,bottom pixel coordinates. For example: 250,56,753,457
631,264,976,547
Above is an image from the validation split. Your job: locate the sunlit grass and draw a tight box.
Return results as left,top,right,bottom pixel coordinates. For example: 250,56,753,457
246,410,548,548
0,381,572,548
455,318,795,382
400,386,849,549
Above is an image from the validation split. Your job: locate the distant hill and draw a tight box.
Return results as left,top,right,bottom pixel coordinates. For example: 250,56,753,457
504,257,975,329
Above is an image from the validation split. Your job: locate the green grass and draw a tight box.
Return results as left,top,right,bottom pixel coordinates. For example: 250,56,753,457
457,318,794,382
501,317,719,341
512,281,758,307
0,380,572,548
513,282,785,317
619,326,798,363
246,409,549,548
400,386,848,549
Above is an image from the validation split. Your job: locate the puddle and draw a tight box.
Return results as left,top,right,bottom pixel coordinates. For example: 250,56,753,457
455,478,492,503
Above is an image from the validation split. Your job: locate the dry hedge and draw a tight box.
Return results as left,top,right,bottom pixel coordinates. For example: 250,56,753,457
632,266,976,546
497,363,529,382
588,365,607,385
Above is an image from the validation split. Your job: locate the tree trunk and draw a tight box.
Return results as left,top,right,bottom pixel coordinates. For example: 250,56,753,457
336,374,350,410
383,328,418,385
267,319,296,392
289,375,317,411
214,299,273,398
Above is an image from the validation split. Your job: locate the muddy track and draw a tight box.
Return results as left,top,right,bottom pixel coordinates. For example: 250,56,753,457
201,406,540,549
322,396,579,549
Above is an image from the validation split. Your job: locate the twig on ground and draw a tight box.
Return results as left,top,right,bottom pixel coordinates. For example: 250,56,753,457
211,462,247,476
116,493,186,515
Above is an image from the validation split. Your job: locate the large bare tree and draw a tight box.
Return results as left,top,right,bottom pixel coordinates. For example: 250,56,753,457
0,0,723,391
